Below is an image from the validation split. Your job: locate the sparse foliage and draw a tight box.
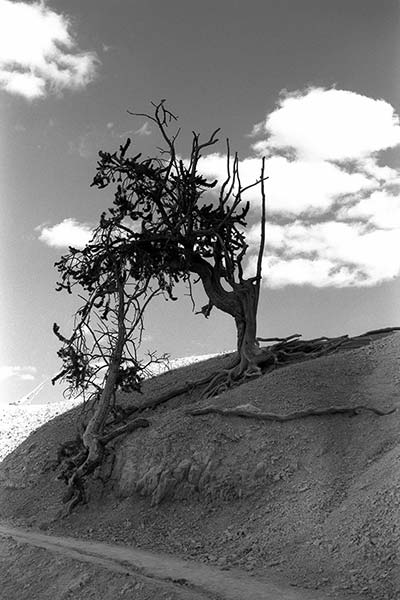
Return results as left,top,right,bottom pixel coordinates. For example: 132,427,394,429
53,100,270,512
53,211,168,513
90,101,268,396
52,102,399,514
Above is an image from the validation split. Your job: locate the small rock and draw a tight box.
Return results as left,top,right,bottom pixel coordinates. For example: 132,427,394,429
173,459,192,482
267,558,283,566
297,485,309,492
254,462,266,478
188,462,203,488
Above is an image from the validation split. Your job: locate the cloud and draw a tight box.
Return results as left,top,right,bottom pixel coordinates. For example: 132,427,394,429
338,189,400,230
68,129,99,158
134,122,152,136
0,365,37,381
195,87,400,289
37,218,93,248
252,87,400,161
0,0,98,100
198,153,374,216
102,43,114,53
69,124,136,159
246,220,400,288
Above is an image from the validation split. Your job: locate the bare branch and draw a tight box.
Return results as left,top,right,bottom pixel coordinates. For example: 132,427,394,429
255,157,267,311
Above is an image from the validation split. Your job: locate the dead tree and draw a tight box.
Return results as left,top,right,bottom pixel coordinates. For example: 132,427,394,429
91,100,268,396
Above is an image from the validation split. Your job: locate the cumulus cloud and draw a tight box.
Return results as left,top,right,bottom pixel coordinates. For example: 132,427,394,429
37,218,93,248
0,0,98,100
0,365,37,381
338,190,400,230
197,87,400,288
246,220,400,288
252,87,400,161
356,158,400,183
198,88,400,217
198,153,374,216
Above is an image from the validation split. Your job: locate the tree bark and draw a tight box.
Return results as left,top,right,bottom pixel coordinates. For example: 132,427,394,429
234,281,261,372
60,273,127,511
190,256,263,393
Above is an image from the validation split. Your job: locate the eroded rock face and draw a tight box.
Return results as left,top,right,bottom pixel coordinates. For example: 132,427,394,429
116,449,223,506
111,423,284,506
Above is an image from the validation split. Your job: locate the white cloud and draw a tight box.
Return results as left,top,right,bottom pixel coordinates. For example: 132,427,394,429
338,190,400,230
197,87,400,289
356,158,400,183
198,89,400,218
0,0,98,100
198,153,375,216
0,365,37,381
0,70,45,99
253,87,400,161
134,122,152,136
38,218,93,248
246,220,400,288
255,256,358,288
69,124,135,158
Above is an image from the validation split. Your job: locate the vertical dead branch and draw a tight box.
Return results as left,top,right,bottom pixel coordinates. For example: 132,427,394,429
255,157,267,311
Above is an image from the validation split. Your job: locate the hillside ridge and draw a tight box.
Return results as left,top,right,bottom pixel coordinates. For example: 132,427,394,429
1,331,400,599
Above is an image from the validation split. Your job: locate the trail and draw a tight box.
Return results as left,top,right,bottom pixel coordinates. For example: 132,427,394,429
0,523,339,600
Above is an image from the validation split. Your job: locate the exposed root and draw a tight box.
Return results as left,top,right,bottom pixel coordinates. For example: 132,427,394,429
99,417,149,444
202,365,240,398
188,403,397,421
55,327,400,514
56,417,149,515
202,358,264,398
200,328,400,400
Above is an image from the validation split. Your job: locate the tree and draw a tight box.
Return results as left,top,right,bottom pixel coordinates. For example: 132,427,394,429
53,101,396,513
53,215,167,513
90,100,268,396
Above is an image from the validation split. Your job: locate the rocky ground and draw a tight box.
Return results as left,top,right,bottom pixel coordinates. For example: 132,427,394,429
0,401,82,463
1,333,400,599
0,354,216,463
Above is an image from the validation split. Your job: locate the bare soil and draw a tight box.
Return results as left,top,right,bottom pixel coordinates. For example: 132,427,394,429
0,523,334,600
1,331,400,599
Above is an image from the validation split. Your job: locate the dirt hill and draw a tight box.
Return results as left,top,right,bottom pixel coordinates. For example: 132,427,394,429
1,332,400,599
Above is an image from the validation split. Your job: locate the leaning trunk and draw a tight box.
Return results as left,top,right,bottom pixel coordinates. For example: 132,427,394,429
80,276,126,474
190,257,263,396
191,256,262,374
59,277,126,512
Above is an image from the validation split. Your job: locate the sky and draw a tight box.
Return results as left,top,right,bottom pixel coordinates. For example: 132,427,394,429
1,0,400,405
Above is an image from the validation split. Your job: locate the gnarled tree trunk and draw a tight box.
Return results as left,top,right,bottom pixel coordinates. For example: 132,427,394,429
234,280,262,373
190,257,263,396
58,275,127,513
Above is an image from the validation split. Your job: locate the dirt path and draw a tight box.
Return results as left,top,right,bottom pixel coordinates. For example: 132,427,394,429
0,523,340,600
